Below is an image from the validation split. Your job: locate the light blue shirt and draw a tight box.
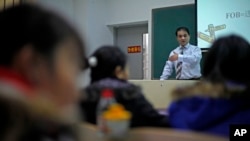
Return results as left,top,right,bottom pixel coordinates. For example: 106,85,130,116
160,43,202,80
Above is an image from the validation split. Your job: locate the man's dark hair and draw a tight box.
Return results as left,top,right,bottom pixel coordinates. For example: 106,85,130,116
175,26,190,36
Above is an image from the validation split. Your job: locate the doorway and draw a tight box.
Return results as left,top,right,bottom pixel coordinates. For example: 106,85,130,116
115,24,148,80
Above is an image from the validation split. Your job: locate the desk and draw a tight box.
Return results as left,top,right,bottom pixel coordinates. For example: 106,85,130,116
81,123,228,141
129,80,197,109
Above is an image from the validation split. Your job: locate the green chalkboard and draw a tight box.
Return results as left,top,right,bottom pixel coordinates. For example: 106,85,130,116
152,4,197,79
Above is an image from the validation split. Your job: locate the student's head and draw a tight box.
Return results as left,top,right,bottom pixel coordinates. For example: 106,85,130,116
87,46,128,84
203,34,250,85
175,26,190,47
0,4,85,106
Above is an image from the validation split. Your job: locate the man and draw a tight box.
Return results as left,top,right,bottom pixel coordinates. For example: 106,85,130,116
160,27,202,80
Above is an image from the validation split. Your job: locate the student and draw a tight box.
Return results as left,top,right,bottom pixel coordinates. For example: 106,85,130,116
160,27,202,80
0,3,85,140
80,45,169,128
168,34,250,136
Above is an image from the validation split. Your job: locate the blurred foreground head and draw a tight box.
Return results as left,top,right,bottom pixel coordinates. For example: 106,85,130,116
186,34,250,98
0,3,86,141
0,3,85,107
171,34,250,101
203,34,250,85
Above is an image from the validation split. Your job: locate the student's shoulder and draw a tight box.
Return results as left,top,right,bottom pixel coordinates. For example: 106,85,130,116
171,81,225,101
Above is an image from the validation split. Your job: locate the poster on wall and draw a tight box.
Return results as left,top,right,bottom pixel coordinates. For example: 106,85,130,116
127,45,141,53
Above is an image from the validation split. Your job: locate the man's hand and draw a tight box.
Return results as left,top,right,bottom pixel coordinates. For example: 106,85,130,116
168,52,179,61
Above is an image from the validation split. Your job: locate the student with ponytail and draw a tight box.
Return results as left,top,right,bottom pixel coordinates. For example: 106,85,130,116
80,45,169,128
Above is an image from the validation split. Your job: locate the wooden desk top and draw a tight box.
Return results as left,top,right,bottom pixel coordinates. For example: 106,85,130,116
81,123,228,141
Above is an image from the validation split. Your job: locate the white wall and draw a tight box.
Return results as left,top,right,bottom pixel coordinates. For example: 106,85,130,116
107,0,194,25
81,0,114,55
36,0,195,52
36,0,75,23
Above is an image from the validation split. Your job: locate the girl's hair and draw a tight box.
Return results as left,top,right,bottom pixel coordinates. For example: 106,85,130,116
86,45,127,84
0,3,85,68
203,34,250,85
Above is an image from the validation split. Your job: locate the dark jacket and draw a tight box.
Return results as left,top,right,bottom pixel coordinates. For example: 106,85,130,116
0,92,81,141
80,78,169,128
168,81,250,137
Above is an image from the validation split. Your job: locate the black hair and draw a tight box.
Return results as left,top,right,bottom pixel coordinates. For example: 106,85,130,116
0,3,85,68
175,26,190,36
87,45,127,84
203,34,250,84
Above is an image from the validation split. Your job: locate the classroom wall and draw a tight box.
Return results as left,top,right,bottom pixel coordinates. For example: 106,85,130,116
36,0,90,52
37,0,194,55
107,0,194,25
36,0,75,23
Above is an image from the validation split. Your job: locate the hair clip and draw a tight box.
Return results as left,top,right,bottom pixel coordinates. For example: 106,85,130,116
88,56,98,67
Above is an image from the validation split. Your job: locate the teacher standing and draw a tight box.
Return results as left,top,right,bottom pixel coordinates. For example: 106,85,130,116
160,27,202,80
